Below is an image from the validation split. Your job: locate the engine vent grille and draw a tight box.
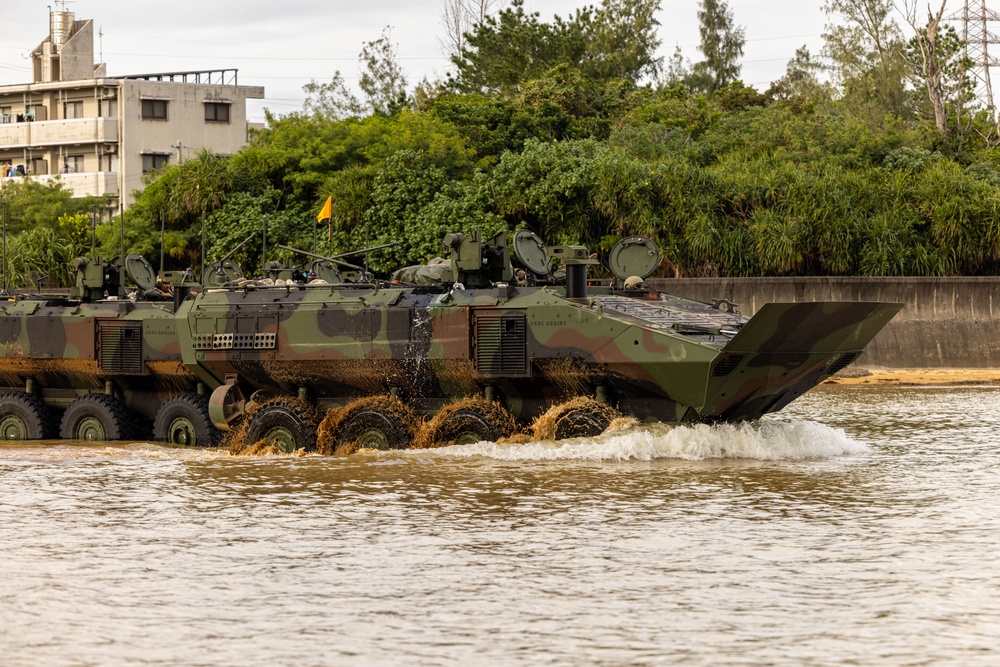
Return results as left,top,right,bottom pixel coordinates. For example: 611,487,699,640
97,320,144,375
475,313,528,376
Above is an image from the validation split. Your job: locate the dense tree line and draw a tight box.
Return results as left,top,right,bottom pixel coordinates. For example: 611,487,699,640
5,0,1000,286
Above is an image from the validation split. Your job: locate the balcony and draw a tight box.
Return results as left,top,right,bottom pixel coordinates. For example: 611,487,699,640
1,171,120,199
0,117,118,149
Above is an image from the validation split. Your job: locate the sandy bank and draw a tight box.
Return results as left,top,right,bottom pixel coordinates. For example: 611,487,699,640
825,369,1000,386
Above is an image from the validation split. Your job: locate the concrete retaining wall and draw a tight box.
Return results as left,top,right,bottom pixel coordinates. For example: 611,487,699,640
645,277,1000,369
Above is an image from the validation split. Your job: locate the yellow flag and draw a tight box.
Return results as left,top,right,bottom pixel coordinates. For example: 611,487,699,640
317,196,332,222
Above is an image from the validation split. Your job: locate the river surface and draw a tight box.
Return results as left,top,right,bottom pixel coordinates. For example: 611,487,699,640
1,385,999,666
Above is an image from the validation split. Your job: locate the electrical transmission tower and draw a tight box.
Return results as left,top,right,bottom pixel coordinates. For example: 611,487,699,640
947,0,1000,110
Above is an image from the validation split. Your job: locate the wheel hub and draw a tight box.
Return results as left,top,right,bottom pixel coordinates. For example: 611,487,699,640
76,416,106,441
452,430,484,446
263,426,297,453
168,417,197,446
0,415,28,440
355,427,391,450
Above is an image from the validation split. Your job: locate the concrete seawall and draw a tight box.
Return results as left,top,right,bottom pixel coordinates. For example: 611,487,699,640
646,277,999,369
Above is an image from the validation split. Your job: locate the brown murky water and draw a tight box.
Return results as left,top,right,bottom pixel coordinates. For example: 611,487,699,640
2,385,999,666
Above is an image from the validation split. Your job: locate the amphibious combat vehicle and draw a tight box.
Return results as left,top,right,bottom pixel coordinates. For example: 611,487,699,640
0,230,901,451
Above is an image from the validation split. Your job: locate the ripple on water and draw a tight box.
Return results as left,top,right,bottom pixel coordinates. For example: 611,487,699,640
1,386,999,666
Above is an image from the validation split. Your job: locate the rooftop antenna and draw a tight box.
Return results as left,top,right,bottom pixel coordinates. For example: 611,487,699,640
99,27,103,63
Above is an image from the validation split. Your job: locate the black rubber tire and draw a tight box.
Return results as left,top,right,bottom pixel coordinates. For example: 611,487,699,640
416,399,516,448
553,401,619,440
0,391,55,440
338,406,411,450
435,408,507,445
153,393,220,447
243,401,319,453
59,394,131,441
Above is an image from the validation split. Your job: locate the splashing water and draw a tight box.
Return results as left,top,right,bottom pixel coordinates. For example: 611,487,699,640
410,417,869,462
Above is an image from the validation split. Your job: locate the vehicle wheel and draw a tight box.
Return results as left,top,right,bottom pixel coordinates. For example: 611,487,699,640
0,391,55,440
328,397,417,451
319,396,419,454
153,393,220,447
533,398,621,441
415,399,516,448
243,400,319,453
60,394,131,441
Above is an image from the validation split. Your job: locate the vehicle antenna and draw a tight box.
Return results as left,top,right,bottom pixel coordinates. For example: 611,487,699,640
1,201,7,296
159,210,165,278
262,217,268,271
118,197,125,297
200,211,205,282
90,202,97,260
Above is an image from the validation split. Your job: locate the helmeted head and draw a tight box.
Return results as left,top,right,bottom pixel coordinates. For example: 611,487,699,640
624,275,645,290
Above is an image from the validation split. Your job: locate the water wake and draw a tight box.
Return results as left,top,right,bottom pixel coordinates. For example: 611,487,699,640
413,418,869,462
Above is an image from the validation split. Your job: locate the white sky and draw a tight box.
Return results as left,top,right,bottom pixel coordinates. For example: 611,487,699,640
0,1,833,122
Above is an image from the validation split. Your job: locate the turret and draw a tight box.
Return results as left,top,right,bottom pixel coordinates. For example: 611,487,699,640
443,230,513,288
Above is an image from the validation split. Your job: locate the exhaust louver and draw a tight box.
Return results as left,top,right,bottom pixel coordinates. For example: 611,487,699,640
97,321,144,375
475,313,528,376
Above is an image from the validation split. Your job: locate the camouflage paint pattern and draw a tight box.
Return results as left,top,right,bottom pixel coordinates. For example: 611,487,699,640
172,282,901,424
0,297,198,420
0,274,902,433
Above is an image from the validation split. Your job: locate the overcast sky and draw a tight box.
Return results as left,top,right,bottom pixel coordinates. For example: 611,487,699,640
0,1,832,122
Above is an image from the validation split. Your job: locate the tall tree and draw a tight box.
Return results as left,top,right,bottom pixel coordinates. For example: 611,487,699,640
662,45,691,87
822,0,910,123
689,0,745,94
767,46,834,107
583,0,663,83
449,0,589,94
440,0,507,61
303,71,363,119
303,27,409,118
449,0,662,94
902,0,967,136
359,27,410,116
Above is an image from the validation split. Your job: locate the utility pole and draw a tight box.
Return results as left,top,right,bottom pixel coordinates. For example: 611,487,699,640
947,0,1000,111
171,140,188,164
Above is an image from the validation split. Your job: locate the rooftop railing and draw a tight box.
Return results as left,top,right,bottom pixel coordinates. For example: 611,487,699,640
118,69,239,86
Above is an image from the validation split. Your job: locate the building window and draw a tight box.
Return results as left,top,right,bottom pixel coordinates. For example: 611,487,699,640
142,153,169,172
63,101,84,119
62,155,84,173
99,99,116,118
101,153,119,173
141,99,168,120
204,102,230,123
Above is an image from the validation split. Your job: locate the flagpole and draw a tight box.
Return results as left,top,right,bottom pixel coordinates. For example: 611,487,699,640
316,195,333,257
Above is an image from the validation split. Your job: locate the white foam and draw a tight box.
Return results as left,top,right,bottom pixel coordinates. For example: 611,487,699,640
411,419,869,462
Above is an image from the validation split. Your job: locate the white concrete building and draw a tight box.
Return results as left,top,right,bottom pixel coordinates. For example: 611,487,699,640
0,10,264,205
